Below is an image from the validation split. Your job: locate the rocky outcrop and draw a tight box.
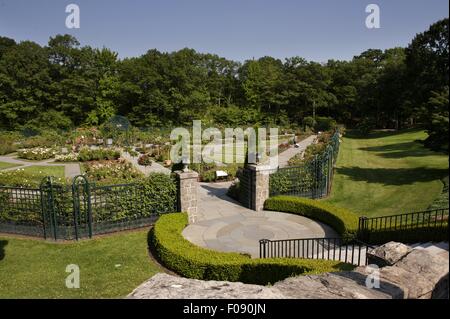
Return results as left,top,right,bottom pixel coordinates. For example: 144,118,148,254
271,272,393,299
367,241,412,266
128,274,286,299
130,242,449,299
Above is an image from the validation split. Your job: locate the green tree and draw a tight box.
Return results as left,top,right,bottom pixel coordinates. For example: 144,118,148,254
0,41,51,129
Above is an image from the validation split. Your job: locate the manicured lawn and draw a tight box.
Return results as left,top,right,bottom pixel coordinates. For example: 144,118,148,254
0,230,160,298
19,165,65,178
325,129,449,217
0,161,21,170
0,165,67,186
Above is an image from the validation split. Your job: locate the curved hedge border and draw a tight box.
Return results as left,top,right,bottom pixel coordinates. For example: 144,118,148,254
150,213,354,285
264,196,359,240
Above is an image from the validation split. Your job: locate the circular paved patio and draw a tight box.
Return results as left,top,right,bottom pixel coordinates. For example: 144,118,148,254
182,182,338,258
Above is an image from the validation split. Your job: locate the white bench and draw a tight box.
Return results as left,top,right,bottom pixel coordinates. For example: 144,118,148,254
215,170,228,181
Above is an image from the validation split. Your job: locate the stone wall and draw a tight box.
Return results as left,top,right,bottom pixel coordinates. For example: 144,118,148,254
129,242,449,299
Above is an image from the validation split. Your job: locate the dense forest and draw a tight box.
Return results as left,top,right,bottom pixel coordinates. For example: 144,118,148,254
0,18,448,150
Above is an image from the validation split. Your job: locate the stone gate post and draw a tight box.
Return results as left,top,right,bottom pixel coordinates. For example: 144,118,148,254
246,164,272,211
175,170,199,224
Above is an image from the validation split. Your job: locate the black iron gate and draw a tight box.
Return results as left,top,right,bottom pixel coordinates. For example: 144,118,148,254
39,175,93,240
40,177,72,240
72,175,93,240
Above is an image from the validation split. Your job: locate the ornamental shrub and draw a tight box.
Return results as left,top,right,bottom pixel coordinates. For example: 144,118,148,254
92,173,177,222
82,159,143,182
77,147,120,162
314,117,337,132
17,147,56,160
0,133,19,155
138,154,153,166
54,153,78,162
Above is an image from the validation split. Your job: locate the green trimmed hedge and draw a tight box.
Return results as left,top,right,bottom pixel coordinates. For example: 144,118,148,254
264,196,359,240
149,212,354,285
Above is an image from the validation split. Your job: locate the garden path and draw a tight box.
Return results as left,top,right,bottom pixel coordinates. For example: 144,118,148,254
182,182,338,258
0,154,81,178
275,134,317,168
121,152,171,175
182,135,325,258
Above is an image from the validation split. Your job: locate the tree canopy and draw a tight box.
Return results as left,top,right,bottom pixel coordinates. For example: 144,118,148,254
0,19,448,150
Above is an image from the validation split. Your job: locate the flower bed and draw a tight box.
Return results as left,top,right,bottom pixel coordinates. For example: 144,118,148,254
17,147,56,161
82,159,143,183
54,153,79,162
188,162,241,182
78,147,121,162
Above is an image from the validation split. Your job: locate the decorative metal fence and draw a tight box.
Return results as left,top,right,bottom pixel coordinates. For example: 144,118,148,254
269,130,340,199
259,237,372,266
358,208,449,244
0,175,177,240
0,186,43,237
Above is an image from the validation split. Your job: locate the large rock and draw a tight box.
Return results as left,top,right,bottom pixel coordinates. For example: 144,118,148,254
367,241,412,266
131,242,449,299
128,273,286,299
272,272,392,299
388,249,449,298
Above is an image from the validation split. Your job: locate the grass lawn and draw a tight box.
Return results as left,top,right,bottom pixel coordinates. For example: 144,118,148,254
0,165,67,187
325,129,449,217
19,165,66,178
0,230,161,298
0,161,21,170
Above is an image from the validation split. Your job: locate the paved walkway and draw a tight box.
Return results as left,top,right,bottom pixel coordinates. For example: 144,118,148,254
0,154,81,178
276,135,317,168
182,182,338,258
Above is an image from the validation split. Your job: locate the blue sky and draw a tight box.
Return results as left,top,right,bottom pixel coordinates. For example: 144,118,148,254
0,0,448,62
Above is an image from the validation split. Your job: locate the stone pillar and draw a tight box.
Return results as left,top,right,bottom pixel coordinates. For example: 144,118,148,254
175,170,199,224
247,164,271,211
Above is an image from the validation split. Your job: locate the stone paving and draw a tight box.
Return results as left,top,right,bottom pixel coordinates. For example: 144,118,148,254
276,134,317,168
182,182,338,257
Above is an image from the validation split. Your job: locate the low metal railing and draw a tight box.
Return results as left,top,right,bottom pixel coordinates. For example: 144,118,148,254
358,208,449,243
259,237,372,266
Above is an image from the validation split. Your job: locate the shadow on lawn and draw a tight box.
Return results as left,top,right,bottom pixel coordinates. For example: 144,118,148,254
0,240,7,261
358,141,439,158
336,167,448,186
